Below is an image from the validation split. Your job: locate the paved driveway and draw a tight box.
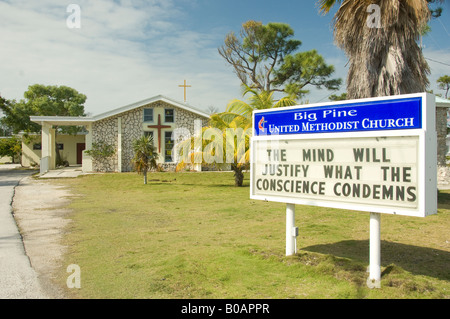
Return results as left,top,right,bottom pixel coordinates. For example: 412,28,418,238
0,166,48,298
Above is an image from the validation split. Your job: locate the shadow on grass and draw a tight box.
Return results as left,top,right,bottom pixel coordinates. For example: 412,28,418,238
302,240,450,281
438,191,450,210
146,180,250,188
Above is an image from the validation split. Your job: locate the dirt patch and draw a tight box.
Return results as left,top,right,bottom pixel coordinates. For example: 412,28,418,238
12,176,75,299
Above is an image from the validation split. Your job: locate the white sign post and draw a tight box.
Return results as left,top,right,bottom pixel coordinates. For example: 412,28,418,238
286,203,296,256
368,212,381,288
250,93,437,288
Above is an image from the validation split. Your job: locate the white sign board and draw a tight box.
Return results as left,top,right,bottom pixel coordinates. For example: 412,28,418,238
250,93,437,217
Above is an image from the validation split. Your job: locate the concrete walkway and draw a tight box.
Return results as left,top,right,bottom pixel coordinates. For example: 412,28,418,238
39,166,86,179
0,166,49,298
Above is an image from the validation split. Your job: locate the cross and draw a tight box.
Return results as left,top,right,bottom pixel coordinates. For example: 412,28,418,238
178,79,191,102
148,114,172,153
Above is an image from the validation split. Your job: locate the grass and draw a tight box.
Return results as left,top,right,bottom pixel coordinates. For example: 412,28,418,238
54,172,449,299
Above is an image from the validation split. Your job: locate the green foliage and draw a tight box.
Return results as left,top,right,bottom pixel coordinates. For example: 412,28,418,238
275,49,342,97
23,84,86,116
329,92,348,101
85,141,115,161
0,95,37,134
0,84,86,134
225,85,297,119
437,75,450,99
131,135,159,184
219,20,341,100
0,136,22,163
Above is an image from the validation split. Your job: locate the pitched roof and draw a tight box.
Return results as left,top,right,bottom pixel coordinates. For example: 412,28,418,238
92,95,210,120
31,95,210,125
436,96,450,107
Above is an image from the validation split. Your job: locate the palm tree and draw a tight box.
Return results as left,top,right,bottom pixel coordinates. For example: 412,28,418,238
175,110,252,186
437,75,450,99
176,87,296,186
132,135,158,184
225,85,297,119
317,0,438,98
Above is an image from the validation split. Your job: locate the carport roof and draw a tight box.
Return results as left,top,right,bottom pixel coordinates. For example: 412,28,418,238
29,116,94,126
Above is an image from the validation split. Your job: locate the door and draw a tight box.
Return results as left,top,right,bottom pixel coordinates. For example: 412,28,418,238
77,143,86,165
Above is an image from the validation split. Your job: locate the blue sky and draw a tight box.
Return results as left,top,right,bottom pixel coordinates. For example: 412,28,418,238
1,0,449,115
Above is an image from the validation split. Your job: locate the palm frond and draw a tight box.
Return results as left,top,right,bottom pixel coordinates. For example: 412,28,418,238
131,135,158,174
316,0,341,14
273,96,298,108
225,99,254,117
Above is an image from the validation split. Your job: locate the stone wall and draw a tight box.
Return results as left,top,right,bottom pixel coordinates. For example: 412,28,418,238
436,107,448,167
438,166,450,186
92,118,118,172
121,108,144,172
175,107,209,133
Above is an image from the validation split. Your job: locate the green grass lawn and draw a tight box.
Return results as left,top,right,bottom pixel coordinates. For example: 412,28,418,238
56,172,449,299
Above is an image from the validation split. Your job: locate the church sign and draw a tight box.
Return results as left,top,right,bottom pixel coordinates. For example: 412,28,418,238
250,93,437,218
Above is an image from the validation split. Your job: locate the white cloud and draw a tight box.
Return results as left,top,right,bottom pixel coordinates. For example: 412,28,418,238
0,0,240,115
6,0,444,120
423,48,450,96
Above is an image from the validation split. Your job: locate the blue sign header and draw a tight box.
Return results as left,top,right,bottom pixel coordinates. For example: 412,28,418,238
253,97,422,136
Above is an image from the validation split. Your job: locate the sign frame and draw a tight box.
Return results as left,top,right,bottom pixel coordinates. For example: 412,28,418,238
250,93,437,218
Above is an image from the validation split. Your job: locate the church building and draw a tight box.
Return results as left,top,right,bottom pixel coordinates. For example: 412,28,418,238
25,95,210,174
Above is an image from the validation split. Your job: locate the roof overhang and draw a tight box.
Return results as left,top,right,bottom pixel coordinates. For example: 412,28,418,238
30,116,94,126
436,96,450,108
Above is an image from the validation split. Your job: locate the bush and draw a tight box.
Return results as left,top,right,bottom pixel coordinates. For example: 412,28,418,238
0,136,22,163
85,141,115,161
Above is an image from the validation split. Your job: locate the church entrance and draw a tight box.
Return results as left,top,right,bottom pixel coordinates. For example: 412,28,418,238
77,143,86,165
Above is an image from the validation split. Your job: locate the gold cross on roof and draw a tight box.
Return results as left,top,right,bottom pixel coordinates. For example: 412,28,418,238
178,80,191,102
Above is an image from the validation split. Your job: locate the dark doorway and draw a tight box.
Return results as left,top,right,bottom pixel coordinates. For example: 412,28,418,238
77,143,86,165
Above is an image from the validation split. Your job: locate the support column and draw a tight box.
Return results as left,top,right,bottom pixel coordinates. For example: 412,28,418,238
367,212,381,288
49,128,56,170
82,124,93,172
41,123,55,172
41,123,50,174
117,117,122,172
286,203,296,256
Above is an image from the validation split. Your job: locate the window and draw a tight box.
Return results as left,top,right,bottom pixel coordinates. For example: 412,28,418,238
57,143,64,150
144,131,154,138
165,109,174,123
143,108,153,122
144,131,154,144
33,143,42,150
164,131,173,162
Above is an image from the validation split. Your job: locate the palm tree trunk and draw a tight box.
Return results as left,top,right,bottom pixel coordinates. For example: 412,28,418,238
144,171,147,185
331,1,430,99
232,164,244,187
